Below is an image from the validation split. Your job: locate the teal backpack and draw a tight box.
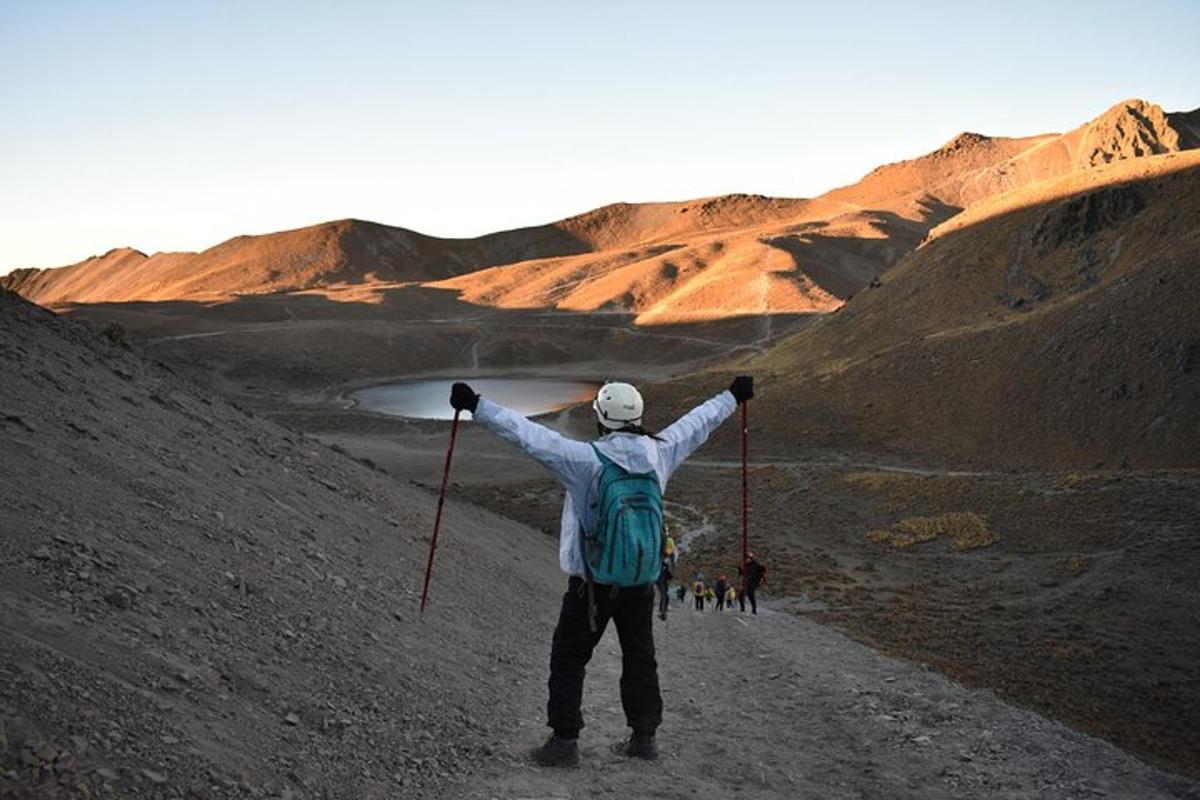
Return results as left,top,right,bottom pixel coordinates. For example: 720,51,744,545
583,444,664,587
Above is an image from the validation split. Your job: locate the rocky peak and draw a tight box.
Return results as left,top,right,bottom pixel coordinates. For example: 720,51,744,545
937,131,992,156
1078,99,1189,166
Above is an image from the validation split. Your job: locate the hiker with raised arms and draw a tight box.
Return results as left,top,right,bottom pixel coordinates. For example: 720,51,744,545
449,375,753,767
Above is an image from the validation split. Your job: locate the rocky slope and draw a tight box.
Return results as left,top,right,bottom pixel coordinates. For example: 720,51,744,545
0,289,564,798
820,99,1200,215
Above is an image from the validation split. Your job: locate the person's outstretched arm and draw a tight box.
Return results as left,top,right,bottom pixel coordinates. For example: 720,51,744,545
450,382,595,487
657,376,753,476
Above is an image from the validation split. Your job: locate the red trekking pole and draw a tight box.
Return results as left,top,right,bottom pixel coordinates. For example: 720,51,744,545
420,409,461,615
740,399,749,597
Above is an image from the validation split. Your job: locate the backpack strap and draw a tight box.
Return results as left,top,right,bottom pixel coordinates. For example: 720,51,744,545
580,532,599,634
578,493,599,635
578,448,611,633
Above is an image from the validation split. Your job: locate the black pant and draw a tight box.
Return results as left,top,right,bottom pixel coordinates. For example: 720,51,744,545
548,577,662,738
739,585,758,613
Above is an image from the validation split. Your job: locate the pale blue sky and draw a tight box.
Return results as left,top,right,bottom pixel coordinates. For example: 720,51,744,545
2,0,1198,273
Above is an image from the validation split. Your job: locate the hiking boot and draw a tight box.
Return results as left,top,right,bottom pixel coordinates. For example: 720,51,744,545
611,732,658,761
529,733,579,768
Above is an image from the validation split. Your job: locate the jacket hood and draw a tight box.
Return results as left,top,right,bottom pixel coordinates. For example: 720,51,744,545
593,432,662,475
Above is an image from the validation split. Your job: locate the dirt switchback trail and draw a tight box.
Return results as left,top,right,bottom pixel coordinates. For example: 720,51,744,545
460,602,1197,799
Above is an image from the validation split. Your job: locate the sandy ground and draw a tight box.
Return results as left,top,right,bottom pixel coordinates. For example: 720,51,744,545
458,602,1196,799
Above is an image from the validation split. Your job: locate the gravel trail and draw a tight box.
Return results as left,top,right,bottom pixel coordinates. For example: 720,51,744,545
460,599,1198,799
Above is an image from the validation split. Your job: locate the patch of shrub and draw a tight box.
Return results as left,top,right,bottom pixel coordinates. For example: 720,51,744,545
866,511,996,551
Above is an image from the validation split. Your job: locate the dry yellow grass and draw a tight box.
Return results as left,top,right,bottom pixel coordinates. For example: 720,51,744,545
841,471,909,491
867,512,996,551
838,470,931,513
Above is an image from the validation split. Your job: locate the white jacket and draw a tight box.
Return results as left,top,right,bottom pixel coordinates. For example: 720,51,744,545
472,390,737,576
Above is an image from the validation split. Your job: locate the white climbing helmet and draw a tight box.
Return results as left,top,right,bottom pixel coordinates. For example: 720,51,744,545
593,381,644,430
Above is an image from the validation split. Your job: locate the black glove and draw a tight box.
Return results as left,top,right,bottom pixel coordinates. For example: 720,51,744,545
449,382,479,413
729,375,753,404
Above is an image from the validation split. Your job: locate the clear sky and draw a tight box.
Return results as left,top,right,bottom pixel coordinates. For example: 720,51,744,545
2,0,1198,274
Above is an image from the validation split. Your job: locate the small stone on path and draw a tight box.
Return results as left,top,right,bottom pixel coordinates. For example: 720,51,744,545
141,768,167,784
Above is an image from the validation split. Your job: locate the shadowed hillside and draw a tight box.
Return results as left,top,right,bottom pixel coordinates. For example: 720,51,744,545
739,150,1200,469
0,289,562,797
5,290,1196,797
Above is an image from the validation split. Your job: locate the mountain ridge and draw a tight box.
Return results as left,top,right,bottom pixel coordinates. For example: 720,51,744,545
4,98,1196,322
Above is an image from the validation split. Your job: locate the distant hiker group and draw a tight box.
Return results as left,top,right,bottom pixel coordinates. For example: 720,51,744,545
677,553,767,614
446,374,754,768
